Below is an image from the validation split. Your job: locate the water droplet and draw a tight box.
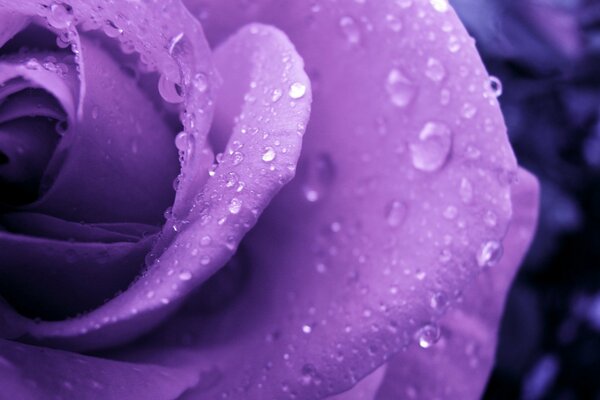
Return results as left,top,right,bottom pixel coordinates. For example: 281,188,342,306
385,200,407,227
447,35,461,52
484,210,498,227
461,102,477,119
228,198,242,214
424,57,445,82
175,131,191,152
385,14,402,32
158,74,184,104
430,292,449,311
302,324,312,334
339,16,361,44
488,76,502,97
443,205,457,219
416,323,440,348
302,154,335,203
271,88,283,102
47,2,74,29
476,240,503,267
193,73,208,93
225,172,238,188
288,82,306,99
410,122,452,171
103,20,123,38
386,68,417,108
179,270,193,281
430,0,449,12
459,178,473,203
262,147,276,162
232,151,245,165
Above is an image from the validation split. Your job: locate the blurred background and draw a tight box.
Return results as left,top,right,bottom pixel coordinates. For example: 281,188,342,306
451,0,600,399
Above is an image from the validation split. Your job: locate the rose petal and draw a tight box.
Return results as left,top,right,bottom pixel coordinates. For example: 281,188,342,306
24,34,180,225
373,168,539,399
0,339,200,400
125,0,528,398
18,22,310,351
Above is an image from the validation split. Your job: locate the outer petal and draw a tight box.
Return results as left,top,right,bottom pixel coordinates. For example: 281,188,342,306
374,168,539,399
133,0,529,398
0,339,200,400
20,22,310,351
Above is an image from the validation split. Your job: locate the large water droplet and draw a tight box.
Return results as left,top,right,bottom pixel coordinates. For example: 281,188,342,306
416,323,441,348
410,122,452,171
262,147,276,162
339,16,361,44
158,74,184,104
47,3,74,29
288,82,307,99
103,20,123,38
174,131,191,152
385,199,407,227
386,68,417,108
430,0,449,12
488,76,503,97
476,240,503,268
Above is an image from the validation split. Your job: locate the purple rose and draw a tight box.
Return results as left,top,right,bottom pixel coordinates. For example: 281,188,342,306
0,0,539,399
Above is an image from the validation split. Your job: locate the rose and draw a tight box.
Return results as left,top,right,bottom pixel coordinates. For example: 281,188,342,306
0,0,539,399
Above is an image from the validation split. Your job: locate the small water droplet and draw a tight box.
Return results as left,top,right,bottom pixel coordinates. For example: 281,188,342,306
179,270,193,281
459,178,473,203
232,151,245,165
488,76,502,97
262,147,276,162
271,88,283,102
339,16,361,44
228,198,242,214
386,68,417,108
385,14,402,32
425,57,445,82
416,323,440,348
302,154,335,202
461,102,477,119
443,205,458,219
103,20,123,38
430,0,449,12
447,35,461,52
158,74,184,104
484,210,498,227
385,200,407,227
476,240,503,268
175,131,191,152
225,172,238,188
410,122,452,171
302,324,312,334
193,73,209,93
430,292,449,311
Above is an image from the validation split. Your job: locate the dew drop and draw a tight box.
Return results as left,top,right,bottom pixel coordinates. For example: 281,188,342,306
339,16,361,44
232,151,245,165
158,74,184,104
179,270,193,281
271,88,283,102
385,200,407,227
430,0,449,12
302,153,335,203
288,82,306,99
228,198,242,215
484,210,498,227
476,240,503,268
47,3,73,29
193,73,209,93
302,324,312,334
103,20,123,38
386,68,417,108
459,177,473,203
488,76,503,97
410,122,452,171
262,147,276,162
174,131,190,152
430,292,449,311
225,172,239,188
447,35,461,53
461,102,477,119
416,323,440,348
424,57,445,82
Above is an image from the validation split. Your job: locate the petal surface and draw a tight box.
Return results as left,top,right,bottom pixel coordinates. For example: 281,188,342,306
130,0,530,398
18,22,310,351
0,339,199,400
374,168,539,399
